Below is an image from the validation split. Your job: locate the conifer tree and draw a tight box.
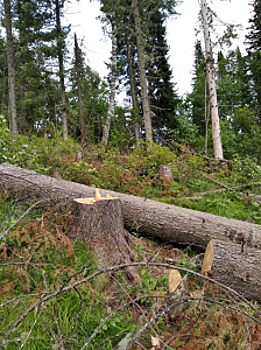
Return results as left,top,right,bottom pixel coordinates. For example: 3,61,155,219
190,40,207,136
245,0,261,122
146,9,179,140
55,0,68,139
0,33,7,115
3,0,18,134
74,33,85,145
132,0,152,143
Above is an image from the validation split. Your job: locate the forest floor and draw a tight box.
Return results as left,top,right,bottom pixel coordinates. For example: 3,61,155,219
1,137,261,349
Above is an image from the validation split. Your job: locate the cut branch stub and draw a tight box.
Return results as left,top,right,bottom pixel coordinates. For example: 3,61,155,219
202,239,261,301
70,190,139,283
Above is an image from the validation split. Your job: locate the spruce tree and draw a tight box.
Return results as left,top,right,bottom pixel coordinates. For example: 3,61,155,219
3,0,18,134
146,9,179,140
190,40,207,136
245,0,261,122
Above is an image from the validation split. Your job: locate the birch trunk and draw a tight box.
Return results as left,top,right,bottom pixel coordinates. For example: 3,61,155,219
55,0,68,140
4,0,18,135
201,0,223,160
132,0,153,143
102,16,117,146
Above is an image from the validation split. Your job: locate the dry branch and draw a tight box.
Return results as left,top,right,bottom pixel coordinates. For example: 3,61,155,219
1,162,261,249
0,261,260,347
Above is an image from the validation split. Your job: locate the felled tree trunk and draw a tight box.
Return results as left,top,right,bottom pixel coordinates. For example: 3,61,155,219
202,239,261,301
1,163,261,249
70,190,138,282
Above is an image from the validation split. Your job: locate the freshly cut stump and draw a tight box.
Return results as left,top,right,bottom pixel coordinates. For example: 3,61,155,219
70,190,139,283
202,239,261,301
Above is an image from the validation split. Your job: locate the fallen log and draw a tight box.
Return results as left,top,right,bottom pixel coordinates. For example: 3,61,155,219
1,162,261,249
202,239,261,301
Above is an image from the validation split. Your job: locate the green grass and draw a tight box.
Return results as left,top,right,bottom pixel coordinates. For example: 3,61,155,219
1,138,261,349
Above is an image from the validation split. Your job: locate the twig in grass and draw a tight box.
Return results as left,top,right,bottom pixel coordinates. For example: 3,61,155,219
0,199,45,240
1,262,261,348
67,286,83,337
19,309,43,350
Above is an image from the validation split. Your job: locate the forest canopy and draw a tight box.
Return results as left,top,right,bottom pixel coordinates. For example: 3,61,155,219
0,0,260,160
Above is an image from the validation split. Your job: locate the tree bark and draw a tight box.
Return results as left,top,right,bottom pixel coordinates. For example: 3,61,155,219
127,39,140,142
102,15,117,146
70,193,138,282
1,163,261,249
74,33,85,146
55,0,68,140
202,239,261,301
4,0,18,135
201,0,223,160
132,0,153,143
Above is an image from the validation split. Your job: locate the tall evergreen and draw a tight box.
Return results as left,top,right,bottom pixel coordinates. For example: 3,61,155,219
216,48,253,125
245,0,261,122
107,0,179,141
3,0,18,134
146,9,179,140
69,59,109,144
14,0,46,132
190,40,206,136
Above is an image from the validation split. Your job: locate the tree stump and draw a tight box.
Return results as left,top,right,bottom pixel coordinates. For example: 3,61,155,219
159,165,174,182
202,239,261,301
70,190,139,283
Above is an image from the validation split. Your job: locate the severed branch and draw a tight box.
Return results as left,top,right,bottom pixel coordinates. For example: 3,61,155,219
201,173,261,204
1,262,261,348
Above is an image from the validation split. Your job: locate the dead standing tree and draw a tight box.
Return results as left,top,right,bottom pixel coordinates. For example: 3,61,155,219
102,14,117,146
200,0,224,160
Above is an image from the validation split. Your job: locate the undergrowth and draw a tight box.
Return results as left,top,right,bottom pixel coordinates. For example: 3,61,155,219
0,200,261,349
1,132,261,348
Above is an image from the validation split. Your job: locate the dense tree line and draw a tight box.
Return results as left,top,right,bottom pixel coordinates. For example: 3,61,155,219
0,0,261,161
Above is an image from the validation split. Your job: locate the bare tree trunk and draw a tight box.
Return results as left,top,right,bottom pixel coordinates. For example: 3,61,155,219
4,0,18,135
102,15,117,146
204,77,209,156
132,0,152,143
55,0,68,140
201,0,223,160
127,40,140,142
74,33,85,146
19,82,28,134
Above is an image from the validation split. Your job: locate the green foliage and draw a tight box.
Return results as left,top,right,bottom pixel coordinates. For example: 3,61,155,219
0,206,135,350
0,115,46,171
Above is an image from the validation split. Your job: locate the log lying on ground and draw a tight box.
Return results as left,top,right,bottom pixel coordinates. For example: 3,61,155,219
1,162,261,249
202,239,261,301
70,190,139,283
